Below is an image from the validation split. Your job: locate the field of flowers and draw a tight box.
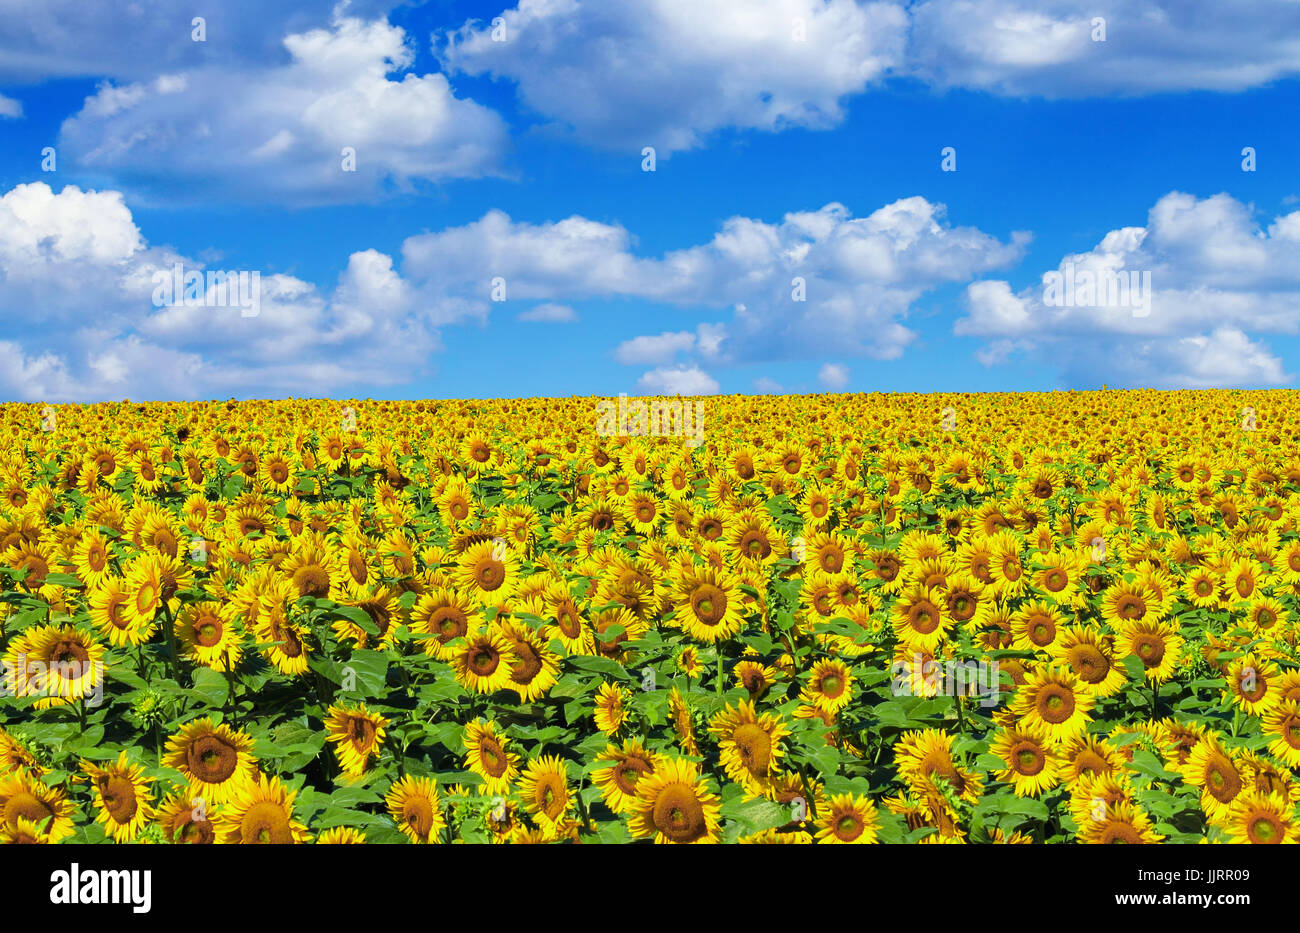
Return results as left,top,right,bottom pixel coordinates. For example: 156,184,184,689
1,390,1299,844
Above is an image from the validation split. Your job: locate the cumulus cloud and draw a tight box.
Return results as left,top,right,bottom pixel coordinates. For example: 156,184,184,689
818,362,850,389
439,0,908,154
401,198,1024,370
956,191,1300,387
0,0,399,82
0,181,441,401
58,14,509,204
0,93,20,118
637,364,720,396
907,0,1300,96
517,303,578,323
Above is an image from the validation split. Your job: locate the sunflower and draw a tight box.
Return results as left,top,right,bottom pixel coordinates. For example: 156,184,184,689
709,700,790,791
72,526,113,588
0,770,75,842
499,619,561,702
539,583,594,655
1115,619,1183,683
325,704,388,777
1060,736,1121,785
463,719,520,794
1222,792,1299,844
1184,736,1245,822
1101,580,1159,625
671,564,745,643
412,587,476,660
1010,666,1094,746
628,757,722,844
889,585,953,654
163,718,259,805
1183,566,1221,608
894,729,984,804
800,658,854,715
81,752,154,842
451,626,518,695
734,659,778,699
4,624,105,708
1225,654,1280,716
1264,700,1300,768
1244,595,1287,637
454,540,519,607
385,775,444,844
218,773,309,844
88,578,146,648
814,793,880,844
0,816,55,844
1050,626,1126,697
156,791,219,844
1077,800,1164,844
990,723,1061,796
317,826,367,844
1010,600,1064,653
594,681,632,737
592,740,661,815
518,755,572,828
175,601,242,671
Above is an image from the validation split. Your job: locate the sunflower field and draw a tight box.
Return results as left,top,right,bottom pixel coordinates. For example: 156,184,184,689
2,390,1299,845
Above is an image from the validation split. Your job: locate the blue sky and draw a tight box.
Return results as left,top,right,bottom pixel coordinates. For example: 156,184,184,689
1,0,1299,401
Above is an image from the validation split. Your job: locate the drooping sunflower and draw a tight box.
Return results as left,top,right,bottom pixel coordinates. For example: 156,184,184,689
219,772,310,844
451,626,518,695
670,564,745,643
325,704,388,777
591,740,661,815
88,578,145,648
385,774,444,844
708,700,790,791
463,719,520,794
81,752,154,842
628,757,722,844
814,793,880,844
163,718,259,805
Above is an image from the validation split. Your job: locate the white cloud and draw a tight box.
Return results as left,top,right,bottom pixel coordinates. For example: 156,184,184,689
615,331,696,366
818,362,850,389
440,0,908,154
0,93,20,118
401,198,1024,369
637,364,720,396
0,181,442,401
907,0,1300,96
957,191,1300,387
517,303,578,323
753,376,784,394
58,14,508,204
